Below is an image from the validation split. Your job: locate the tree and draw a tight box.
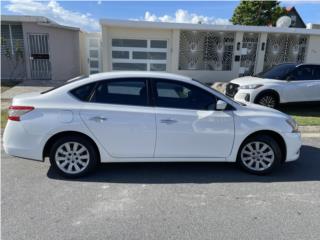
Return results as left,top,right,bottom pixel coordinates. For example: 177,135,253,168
230,1,286,26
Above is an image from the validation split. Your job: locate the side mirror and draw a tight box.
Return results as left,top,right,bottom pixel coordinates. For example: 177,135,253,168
216,100,227,111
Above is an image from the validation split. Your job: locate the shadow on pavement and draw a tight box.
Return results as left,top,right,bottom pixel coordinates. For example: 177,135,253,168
47,144,320,183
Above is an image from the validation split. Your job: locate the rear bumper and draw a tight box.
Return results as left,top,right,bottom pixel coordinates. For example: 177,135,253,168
283,132,302,162
3,121,44,161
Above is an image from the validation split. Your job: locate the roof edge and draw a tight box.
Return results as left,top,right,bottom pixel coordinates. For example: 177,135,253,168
100,18,320,36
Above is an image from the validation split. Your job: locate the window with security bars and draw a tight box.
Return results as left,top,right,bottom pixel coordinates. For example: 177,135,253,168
179,30,235,71
1,24,25,58
264,33,308,70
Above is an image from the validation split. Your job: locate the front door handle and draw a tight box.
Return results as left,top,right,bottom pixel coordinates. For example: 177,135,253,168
89,116,108,122
160,119,178,124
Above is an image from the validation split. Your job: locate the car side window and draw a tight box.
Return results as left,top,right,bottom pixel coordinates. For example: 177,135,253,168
70,82,96,101
91,78,148,106
289,66,314,80
313,66,320,80
154,80,216,110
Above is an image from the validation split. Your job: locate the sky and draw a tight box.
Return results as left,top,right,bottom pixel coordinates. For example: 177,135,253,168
1,0,320,31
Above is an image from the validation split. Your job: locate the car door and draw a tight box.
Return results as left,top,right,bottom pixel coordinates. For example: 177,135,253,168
152,79,235,158
310,66,320,101
284,65,319,102
79,78,156,158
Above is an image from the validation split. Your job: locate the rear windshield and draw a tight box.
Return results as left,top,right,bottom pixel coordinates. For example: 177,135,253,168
41,75,88,94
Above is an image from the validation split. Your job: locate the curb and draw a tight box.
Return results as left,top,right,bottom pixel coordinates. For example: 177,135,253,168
299,126,320,134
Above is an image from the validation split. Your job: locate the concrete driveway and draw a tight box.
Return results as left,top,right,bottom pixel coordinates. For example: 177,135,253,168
2,137,320,240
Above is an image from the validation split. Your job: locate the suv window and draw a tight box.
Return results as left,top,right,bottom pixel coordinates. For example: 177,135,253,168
154,80,216,110
289,66,315,80
256,64,296,80
70,82,96,101
312,66,320,79
91,78,148,106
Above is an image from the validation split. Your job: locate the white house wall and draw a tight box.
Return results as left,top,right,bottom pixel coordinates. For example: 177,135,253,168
305,35,320,63
101,22,320,83
22,22,81,81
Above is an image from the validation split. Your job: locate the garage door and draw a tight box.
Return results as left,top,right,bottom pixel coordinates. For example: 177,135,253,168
111,39,168,71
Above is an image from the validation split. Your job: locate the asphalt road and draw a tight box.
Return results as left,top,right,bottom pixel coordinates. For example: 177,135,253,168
2,137,320,240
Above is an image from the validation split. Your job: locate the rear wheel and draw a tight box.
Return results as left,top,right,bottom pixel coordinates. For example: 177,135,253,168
49,136,98,178
255,93,278,108
238,135,281,175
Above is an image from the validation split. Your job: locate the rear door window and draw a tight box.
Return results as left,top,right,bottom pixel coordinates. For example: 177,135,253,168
91,78,148,106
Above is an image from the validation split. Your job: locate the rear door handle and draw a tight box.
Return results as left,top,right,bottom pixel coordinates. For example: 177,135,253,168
89,116,108,122
160,119,178,124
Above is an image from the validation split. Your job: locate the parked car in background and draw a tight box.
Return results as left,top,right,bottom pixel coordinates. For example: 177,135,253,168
226,63,320,108
3,72,301,178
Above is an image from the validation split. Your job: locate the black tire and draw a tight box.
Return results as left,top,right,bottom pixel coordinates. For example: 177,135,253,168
49,135,98,178
255,92,279,108
237,135,282,175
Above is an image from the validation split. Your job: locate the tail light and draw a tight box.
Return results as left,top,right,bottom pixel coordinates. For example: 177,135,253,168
8,106,34,121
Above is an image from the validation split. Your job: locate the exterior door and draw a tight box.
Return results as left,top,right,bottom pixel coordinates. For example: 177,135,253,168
153,79,235,158
80,78,156,158
28,33,51,80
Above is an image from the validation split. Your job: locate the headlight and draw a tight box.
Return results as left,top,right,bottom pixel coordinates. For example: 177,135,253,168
286,117,299,133
239,84,263,89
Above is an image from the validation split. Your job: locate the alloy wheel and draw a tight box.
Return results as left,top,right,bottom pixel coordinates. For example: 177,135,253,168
258,95,276,108
55,142,90,174
240,141,275,171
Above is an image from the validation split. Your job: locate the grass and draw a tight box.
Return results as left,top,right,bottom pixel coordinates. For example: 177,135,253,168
1,109,8,129
279,103,320,126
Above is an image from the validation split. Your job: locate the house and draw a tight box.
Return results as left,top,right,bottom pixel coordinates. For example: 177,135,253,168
285,6,306,28
1,15,87,81
100,19,320,83
2,15,320,84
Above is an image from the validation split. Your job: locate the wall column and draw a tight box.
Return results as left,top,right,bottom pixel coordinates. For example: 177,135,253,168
170,29,180,74
232,31,244,78
101,25,110,72
255,32,268,74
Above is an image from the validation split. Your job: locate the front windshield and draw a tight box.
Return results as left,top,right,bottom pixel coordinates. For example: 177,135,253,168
256,64,296,80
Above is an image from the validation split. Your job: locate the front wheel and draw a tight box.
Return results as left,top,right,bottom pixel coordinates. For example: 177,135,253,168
238,135,281,175
255,93,278,108
49,136,98,178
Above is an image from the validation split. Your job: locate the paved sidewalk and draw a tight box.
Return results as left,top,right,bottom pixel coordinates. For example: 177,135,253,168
1,80,62,100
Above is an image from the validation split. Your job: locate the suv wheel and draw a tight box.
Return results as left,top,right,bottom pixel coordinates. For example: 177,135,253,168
49,136,98,178
238,135,281,175
255,93,278,108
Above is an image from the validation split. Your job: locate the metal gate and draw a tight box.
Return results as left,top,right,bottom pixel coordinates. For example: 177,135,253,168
28,34,51,80
264,33,308,70
239,32,259,76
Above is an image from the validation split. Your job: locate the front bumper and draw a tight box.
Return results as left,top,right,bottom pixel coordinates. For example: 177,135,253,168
283,132,302,162
233,89,257,103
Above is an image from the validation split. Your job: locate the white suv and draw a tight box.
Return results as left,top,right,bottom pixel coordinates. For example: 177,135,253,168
226,63,320,108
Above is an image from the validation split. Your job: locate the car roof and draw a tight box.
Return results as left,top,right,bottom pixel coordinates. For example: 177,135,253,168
88,71,192,82
46,71,195,94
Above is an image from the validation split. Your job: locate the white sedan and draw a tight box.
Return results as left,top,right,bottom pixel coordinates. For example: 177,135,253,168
226,63,320,108
3,71,301,177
